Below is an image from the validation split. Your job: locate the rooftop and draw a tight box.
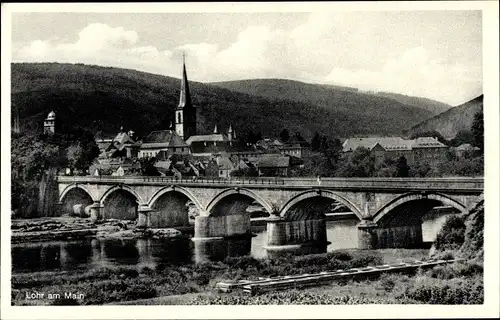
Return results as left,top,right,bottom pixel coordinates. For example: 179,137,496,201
256,155,290,168
141,130,188,148
343,136,447,152
186,134,229,144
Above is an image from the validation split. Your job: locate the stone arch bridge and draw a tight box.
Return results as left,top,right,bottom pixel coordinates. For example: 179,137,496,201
57,176,483,251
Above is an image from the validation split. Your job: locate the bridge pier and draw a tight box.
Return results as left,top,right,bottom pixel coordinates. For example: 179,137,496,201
264,216,328,258
357,219,424,249
137,205,151,228
357,220,379,249
193,213,251,240
89,201,102,223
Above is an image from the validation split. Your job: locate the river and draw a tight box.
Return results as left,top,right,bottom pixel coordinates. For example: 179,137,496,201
11,211,451,274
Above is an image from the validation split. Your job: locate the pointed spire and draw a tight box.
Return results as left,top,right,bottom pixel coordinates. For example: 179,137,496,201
228,124,233,133
178,52,192,109
213,125,218,134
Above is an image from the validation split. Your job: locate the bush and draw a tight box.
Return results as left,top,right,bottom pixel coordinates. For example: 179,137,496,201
398,275,483,304
425,262,483,280
434,215,466,252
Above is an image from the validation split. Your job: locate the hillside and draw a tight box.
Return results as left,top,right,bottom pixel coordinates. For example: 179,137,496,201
12,63,433,140
211,78,447,115
369,92,451,115
407,95,483,140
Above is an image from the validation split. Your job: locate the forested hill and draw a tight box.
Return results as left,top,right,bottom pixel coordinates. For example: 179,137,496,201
211,78,449,116
407,95,484,140
12,63,434,140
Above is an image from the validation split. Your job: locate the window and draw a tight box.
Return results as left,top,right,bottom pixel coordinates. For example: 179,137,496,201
177,112,182,123
220,170,223,175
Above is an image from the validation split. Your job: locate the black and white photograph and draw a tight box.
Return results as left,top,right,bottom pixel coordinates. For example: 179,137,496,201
1,2,499,319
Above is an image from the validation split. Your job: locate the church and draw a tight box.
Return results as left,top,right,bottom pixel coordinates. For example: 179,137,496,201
93,57,236,166
134,57,237,159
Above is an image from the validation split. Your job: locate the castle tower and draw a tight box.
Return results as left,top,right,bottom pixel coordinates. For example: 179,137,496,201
44,111,56,135
12,108,20,134
175,54,196,140
227,125,233,142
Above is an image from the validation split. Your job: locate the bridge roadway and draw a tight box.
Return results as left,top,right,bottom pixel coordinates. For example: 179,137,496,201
56,175,483,253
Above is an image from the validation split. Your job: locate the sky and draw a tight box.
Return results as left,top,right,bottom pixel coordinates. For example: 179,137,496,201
10,10,483,105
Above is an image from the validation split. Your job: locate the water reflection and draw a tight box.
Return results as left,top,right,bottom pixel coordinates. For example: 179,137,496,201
12,212,451,274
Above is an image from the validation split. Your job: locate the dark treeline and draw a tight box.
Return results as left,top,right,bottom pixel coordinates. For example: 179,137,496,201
11,128,99,217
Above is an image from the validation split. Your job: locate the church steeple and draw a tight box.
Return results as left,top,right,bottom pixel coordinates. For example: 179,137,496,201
178,52,192,109
175,53,196,140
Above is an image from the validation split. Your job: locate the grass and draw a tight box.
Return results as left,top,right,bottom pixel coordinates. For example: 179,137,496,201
12,249,415,305
12,248,483,306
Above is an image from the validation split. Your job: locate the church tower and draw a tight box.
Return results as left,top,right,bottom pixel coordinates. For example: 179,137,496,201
44,111,56,135
175,54,196,140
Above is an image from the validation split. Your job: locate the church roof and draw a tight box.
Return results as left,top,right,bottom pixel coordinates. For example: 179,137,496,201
141,130,188,149
186,133,229,144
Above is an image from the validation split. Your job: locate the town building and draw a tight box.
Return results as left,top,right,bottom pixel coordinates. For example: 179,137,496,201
342,136,448,165
256,154,291,177
455,143,480,158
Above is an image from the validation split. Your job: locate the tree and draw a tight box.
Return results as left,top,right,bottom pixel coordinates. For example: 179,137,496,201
66,141,99,171
279,129,290,143
395,155,410,177
471,111,484,152
409,161,431,177
230,166,259,177
450,129,474,147
139,157,160,176
335,147,376,177
311,132,321,151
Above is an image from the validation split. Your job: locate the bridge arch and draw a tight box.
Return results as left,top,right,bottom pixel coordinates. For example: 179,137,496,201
373,192,467,225
100,184,145,205
59,184,97,203
279,190,363,220
59,184,96,216
148,186,203,211
205,188,274,216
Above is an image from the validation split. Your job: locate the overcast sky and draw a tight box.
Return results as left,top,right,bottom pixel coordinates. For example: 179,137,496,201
11,10,482,105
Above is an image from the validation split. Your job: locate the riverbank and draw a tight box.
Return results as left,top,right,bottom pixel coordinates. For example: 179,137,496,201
11,217,189,243
13,248,454,306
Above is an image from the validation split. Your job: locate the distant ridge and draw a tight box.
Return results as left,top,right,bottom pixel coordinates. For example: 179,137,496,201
407,95,483,140
12,63,434,140
212,78,451,116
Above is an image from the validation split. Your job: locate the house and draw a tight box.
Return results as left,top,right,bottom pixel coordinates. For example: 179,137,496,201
139,130,190,158
455,143,480,158
216,155,235,178
279,143,303,158
256,154,290,177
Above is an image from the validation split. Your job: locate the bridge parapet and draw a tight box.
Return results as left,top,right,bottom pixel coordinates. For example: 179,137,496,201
56,176,483,192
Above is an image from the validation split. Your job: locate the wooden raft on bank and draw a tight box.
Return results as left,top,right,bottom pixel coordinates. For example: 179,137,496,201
216,259,462,295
